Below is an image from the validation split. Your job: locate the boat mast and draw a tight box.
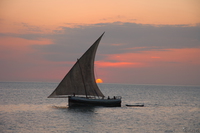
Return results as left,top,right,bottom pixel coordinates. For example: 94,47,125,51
77,59,88,98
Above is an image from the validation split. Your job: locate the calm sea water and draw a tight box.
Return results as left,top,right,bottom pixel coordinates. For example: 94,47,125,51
0,82,199,133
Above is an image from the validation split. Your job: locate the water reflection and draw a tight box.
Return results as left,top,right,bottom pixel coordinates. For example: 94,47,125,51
51,105,69,109
51,105,96,113
68,106,96,113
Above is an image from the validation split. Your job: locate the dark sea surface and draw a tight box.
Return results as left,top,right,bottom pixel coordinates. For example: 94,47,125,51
0,82,199,133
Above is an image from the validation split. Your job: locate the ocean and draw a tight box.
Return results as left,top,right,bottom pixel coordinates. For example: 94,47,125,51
0,82,199,133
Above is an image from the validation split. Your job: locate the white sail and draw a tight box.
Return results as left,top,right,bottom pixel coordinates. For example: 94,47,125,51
48,33,105,98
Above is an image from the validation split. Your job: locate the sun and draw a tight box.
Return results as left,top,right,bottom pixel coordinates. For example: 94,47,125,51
96,78,103,83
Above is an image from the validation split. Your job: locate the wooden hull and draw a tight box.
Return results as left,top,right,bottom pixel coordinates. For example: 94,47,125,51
68,96,121,107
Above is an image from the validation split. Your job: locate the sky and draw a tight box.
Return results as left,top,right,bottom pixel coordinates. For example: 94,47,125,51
0,0,200,86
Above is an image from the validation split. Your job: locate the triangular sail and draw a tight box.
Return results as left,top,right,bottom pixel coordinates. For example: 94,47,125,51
48,33,105,98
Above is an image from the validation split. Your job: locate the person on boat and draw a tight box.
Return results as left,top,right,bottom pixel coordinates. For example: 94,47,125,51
108,96,110,99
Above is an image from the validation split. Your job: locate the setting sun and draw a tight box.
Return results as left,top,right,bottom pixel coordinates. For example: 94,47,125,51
96,78,103,83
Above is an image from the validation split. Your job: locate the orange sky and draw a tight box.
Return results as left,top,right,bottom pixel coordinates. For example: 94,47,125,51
1,0,199,33
0,0,200,85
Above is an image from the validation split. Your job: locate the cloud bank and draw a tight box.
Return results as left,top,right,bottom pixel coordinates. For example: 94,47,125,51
0,22,200,85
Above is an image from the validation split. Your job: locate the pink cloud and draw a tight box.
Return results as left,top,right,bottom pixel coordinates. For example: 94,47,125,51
95,61,142,67
0,37,52,46
103,48,200,67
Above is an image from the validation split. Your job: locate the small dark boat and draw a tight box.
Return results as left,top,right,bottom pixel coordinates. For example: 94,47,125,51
126,104,144,107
